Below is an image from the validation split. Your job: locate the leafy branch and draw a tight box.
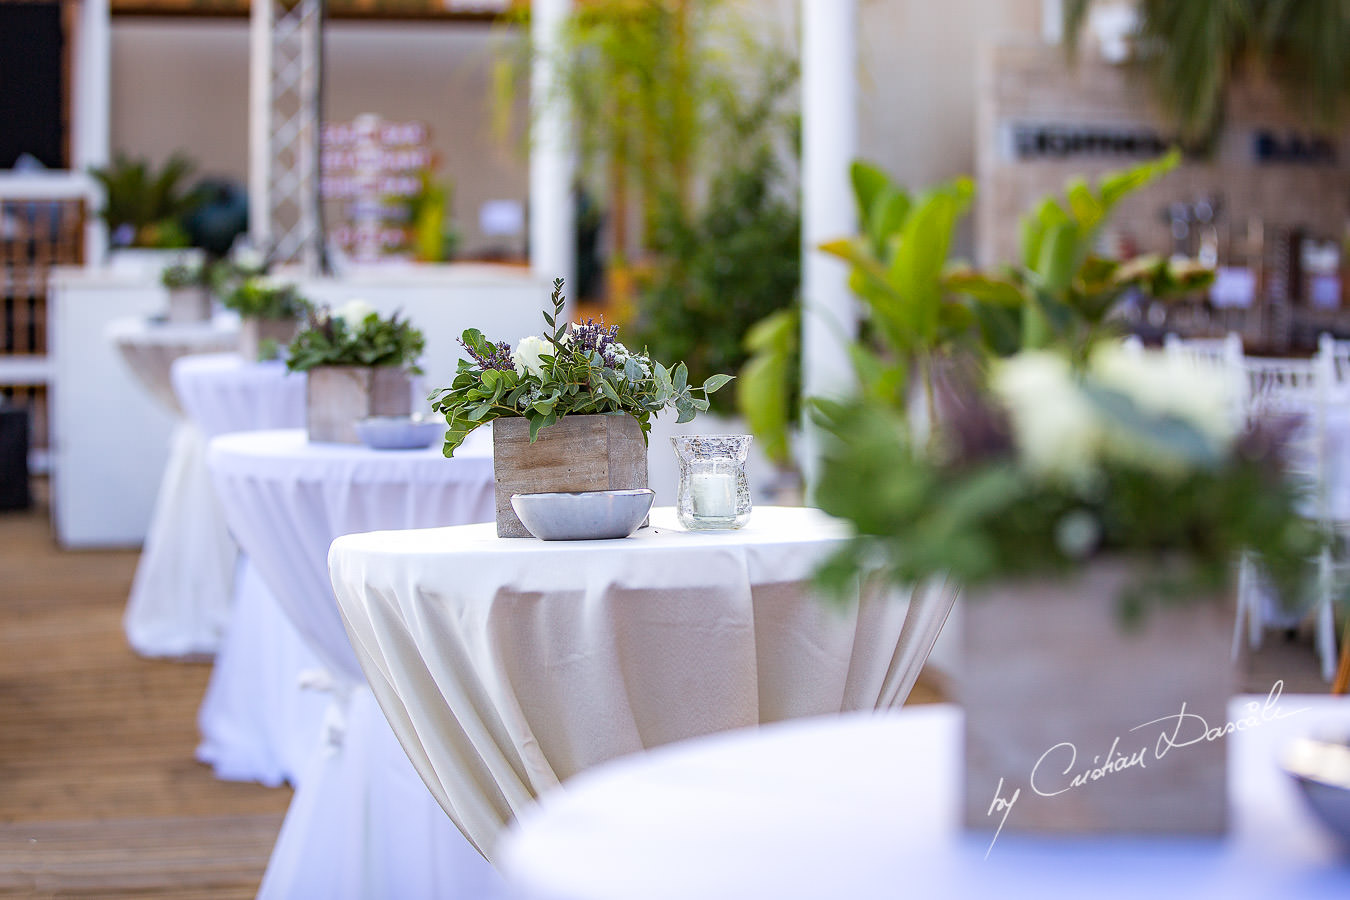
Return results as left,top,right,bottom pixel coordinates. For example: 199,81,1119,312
429,279,732,456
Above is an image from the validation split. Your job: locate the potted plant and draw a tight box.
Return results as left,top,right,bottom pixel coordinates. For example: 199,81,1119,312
430,279,731,536
90,151,205,254
810,346,1317,837
224,276,310,361
159,258,213,324
742,153,1318,836
286,301,425,444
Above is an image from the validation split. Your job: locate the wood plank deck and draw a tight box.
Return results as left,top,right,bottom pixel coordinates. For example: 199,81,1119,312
0,484,289,898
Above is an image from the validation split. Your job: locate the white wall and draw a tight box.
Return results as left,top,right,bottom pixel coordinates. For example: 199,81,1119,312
857,0,1042,192
110,18,528,258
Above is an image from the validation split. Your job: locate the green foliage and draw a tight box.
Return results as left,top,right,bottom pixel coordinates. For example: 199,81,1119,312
494,0,797,251
286,306,424,374
735,307,798,467
160,260,209,289
945,151,1213,361
631,148,800,416
207,254,267,300
429,279,732,456
222,277,310,321
1064,1,1350,145
821,165,974,364
808,360,1322,623
91,152,206,249
407,175,460,263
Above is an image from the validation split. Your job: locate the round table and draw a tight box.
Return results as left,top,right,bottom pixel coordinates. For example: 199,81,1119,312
171,353,316,787
327,506,956,860
172,352,306,439
108,315,240,657
207,427,506,900
501,697,1350,900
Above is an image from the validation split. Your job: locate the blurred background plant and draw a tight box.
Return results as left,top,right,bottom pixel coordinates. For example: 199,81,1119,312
1063,1,1350,147
91,151,248,256
944,150,1213,362
222,277,310,322
730,150,1310,618
740,154,1215,469
630,146,800,417
90,152,204,249
494,0,801,420
406,174,461,263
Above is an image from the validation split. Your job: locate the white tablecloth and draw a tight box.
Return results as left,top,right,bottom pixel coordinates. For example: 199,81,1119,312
109,316,240,657
502,697,1350,900
172,353,317,786
172,352,307,439
207,427,502,900
328,506,956,860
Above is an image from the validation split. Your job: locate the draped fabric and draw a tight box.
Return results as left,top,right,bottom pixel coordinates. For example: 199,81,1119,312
329,506,956,860
110,317,239,657
207,427,504,899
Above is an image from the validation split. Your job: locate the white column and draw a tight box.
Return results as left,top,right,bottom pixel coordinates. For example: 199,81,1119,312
800,0,858,490
1042,0,1064,44
529,0,576,303
72,0,110,262
248,0,274,251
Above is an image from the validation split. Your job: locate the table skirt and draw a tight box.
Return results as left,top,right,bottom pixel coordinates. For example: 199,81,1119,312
124,421,235,657
196,558,327,786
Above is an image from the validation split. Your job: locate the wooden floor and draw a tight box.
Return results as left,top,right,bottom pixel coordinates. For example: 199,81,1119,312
0,484,289,899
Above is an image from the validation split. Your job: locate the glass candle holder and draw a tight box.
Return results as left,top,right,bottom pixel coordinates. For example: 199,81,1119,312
672,434,753,531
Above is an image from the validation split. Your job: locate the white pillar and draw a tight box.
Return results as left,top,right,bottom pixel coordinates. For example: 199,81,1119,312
800,0,858,490
248,0,274,252
529,0,576,302
1042,0,1064,44
72,0,110,262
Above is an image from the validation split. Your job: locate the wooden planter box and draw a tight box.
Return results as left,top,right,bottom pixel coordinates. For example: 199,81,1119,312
492,413,649,537
306,365,412,444
960,558,1234,837
166,286,212,324
239,317,298,362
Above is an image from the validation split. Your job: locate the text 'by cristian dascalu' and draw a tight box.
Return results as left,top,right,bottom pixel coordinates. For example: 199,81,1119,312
981,681,1306,858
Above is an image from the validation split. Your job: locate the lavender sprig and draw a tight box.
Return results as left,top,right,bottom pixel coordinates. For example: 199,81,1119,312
460,336,515,372
570,317,623,368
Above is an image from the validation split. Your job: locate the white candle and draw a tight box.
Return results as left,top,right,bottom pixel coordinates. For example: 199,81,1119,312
691,472,736,518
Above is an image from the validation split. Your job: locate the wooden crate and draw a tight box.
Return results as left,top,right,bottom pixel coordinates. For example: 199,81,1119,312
491,413,649,537
961,558,1234,837
305,365,411,444
238,317,299,362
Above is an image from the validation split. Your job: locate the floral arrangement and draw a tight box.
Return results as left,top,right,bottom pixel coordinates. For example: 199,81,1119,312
208,246,268,298
223,275,310,321
160,259,209,290
430,279,732,455
810,344,1321,621
286,300,425,374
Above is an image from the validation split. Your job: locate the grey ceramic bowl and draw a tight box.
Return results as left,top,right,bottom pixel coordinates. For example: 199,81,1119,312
1284,733,1350,847
510,489,655,541
354,414,444,451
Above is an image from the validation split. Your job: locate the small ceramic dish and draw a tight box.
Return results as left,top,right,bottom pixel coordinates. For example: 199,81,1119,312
354,414,444,451
1283,731,1350,846
510,489,655,541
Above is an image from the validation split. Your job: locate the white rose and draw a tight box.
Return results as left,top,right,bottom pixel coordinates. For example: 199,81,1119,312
513,335,552,378
991,351,1101,484
1089,344,1238,447
333,299,376,326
